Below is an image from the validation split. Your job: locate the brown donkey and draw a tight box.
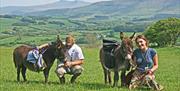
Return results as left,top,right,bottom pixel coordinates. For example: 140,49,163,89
13,35,66,83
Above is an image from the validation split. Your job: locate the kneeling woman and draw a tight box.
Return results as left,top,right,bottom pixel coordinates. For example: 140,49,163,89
128,35,163,90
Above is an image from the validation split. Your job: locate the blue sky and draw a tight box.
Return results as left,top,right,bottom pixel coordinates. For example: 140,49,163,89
0,0,110,7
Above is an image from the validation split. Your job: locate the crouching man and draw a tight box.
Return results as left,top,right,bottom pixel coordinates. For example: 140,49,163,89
55,35,84,84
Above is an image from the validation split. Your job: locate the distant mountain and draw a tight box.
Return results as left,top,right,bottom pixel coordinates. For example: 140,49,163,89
0,0,91,15
25,0,180,18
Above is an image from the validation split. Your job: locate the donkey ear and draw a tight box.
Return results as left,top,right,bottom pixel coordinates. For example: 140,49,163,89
57,35,60,41
130,32,136,40
120,32,124,40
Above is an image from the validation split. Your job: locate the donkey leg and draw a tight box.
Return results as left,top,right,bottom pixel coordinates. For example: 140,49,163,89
113,71,119,87
121,71,126,87
107,70,112,85
43,68,50,83
103,68,111,85
103,69,108,84
21,65,27,82
17,66,21,82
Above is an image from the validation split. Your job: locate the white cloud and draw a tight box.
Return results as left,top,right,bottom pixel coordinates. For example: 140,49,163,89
0,0,111,7
83,0,110,3
0,0,59,7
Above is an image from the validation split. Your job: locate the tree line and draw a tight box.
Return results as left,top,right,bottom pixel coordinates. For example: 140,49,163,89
144,18,180,47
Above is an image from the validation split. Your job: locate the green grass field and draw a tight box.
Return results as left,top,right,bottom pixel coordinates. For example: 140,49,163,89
0,47,180,91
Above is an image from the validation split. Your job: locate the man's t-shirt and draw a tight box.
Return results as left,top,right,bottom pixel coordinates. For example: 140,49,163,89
66,44,84,61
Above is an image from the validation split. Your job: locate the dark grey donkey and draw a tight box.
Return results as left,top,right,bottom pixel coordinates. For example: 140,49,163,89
99,32,135,87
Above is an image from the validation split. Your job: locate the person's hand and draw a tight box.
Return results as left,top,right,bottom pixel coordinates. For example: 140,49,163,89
64,61,72,67
147,69,153,75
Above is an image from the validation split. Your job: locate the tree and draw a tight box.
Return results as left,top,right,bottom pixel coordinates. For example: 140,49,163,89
86,33,99,47
20,17,36,23
13,27,22,40
144,18,180,47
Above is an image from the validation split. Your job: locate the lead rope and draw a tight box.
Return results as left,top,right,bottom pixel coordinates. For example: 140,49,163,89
141,48,149,71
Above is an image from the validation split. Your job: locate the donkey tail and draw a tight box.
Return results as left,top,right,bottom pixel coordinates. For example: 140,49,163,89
13,50,18,68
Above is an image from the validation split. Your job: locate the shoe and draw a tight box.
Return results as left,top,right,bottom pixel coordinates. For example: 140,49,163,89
157,84,164,91
39,66,45,71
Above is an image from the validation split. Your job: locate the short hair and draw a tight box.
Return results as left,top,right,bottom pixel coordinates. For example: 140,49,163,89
66,35,75,44
135,35,149,46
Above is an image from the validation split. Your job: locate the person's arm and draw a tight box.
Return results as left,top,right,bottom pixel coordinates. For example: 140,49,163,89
65,59,84,67
150,54,158,72
65,46,84,67
37,43,49,50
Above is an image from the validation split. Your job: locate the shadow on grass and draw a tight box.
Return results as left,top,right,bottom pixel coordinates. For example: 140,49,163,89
79,82,153,91
136,87,152,91
4,80,152,91
79,82,113,90
4,79,59,85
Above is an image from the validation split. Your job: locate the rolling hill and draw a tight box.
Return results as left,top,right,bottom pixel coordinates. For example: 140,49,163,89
25,0,180,19
0,0,91,15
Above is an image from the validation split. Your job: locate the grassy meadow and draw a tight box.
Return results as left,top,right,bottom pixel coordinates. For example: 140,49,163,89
0,46,180,91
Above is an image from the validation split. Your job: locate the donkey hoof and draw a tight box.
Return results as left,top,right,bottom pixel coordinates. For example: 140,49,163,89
113,84,118,87
24,79,27,82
